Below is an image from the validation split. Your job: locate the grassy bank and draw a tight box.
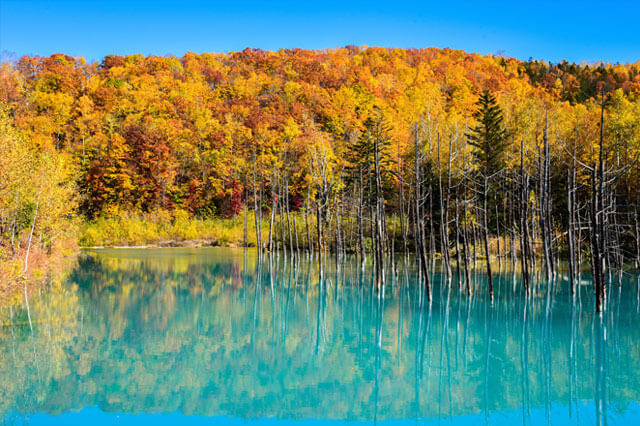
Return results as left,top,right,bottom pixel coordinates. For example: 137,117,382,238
79,210,256,248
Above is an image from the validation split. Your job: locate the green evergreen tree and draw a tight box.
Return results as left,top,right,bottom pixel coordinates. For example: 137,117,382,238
345,108,394,195
467,89,509,178
466,89,510,256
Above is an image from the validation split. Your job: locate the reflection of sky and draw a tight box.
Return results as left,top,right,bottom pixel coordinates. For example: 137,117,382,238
20,402,640,425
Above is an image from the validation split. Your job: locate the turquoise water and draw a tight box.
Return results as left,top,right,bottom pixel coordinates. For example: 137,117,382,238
1,248,639,425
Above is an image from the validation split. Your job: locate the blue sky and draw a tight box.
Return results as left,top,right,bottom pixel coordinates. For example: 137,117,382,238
1,0,639,64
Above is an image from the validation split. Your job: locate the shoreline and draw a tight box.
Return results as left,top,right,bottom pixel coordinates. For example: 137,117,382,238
80,239,247,250
0,248,78,306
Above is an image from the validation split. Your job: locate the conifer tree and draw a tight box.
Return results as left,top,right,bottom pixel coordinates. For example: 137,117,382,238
467,89,509,178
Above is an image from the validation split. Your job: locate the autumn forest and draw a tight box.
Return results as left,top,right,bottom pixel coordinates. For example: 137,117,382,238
1,47,640,310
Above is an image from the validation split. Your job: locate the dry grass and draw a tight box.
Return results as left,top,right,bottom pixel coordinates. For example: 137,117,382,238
79,209,256,248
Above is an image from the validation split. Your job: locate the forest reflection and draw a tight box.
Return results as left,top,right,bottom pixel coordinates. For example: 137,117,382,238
1,248,639,425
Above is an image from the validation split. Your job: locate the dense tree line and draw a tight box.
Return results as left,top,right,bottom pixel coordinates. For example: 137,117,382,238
1,47,640,310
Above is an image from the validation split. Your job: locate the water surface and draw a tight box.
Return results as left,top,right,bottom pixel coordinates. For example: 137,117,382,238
1,248,639,425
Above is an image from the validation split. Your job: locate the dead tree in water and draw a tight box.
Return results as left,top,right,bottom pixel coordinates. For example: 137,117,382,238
357,169,366,264
567,168,576,294
279,174,287,256
566,129,579,295
590,90,610,313
308,134,339,282
438,134,453,283
252,147,263,252
413,124,432,301
539,114,555,282
461,183,473,295
454,199,463,288
467,89,509,303
304,187,313,253
587,89,633,312
590,161,605,313
398,147,409,256
519,139,531,295
481,176,494,303
285,175,295,255
372,118,387,288
268,168,278,252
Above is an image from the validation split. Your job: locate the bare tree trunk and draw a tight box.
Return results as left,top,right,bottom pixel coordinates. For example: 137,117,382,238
483,177,494,303
285,178,294,254
520,139,531,294
592,90,607,313
23,182,42,274
316,203,324,282
268,169,277,252
540,114,554,282
462,190,472,295
590,167,604,313
279,179,287,255
305,187,313,253
496,203,502,270
454,200,463,289
252,151,262,252
438,135,452,283
335,191,342,263
399,157,408,255
293,212,300,256
374,130,386,289
567,170,576,295
471,220,478,269
243,189,249,248
635,207,640,269
358,170,366,265
22,182,41,334
414,126,431,301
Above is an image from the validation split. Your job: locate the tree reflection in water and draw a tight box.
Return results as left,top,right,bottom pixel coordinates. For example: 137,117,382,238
1,248,639,425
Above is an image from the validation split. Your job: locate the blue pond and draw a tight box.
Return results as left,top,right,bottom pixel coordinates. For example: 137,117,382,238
1,248,639,425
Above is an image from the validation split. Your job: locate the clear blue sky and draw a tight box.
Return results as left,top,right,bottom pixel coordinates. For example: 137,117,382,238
1,0,639,64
